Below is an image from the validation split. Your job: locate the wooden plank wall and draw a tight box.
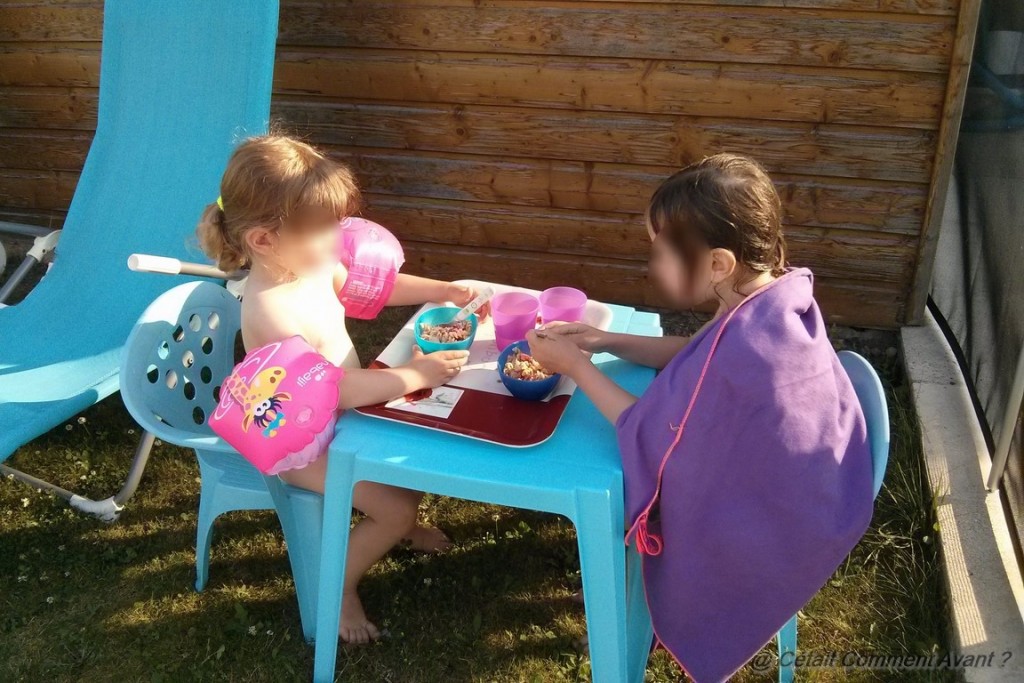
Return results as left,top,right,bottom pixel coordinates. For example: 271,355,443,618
0,0,970,327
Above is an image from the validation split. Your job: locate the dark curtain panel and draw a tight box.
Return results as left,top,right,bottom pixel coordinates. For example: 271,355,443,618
931,0,1024,553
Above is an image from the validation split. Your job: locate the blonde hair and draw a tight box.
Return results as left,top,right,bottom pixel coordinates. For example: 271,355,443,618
196,134,361,271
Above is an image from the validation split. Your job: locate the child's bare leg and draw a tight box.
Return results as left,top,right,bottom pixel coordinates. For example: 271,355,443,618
340,481,431,643
279,457,451,553
401,524,452,553
278,460,443,642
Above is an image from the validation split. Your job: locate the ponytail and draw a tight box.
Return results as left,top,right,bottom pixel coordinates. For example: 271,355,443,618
196,201,247,272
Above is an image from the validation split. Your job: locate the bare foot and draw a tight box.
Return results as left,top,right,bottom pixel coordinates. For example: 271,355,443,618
399,525,453,554
339,590,381,645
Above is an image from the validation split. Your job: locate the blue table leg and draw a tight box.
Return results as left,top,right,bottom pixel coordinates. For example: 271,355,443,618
575,485,629,683
312,453,357,683
626,541,654,682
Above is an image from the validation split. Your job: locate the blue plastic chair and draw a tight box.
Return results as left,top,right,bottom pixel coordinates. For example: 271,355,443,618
119,281,324,642
262,475,326,643
776,350,890,683
0,1,279,509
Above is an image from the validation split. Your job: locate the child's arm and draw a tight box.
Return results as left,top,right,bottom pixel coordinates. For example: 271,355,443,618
525,329,637,424
601,333,691,370
335,347,469,409
540,322,689,370
245,294,469,410
386,274,491,318
567,358,639,425
385,273,449,306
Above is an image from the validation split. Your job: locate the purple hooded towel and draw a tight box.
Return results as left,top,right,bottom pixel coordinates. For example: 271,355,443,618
616,268,874,683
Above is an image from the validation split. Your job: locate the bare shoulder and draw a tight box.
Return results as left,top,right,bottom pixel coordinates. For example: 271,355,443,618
241,287,304,349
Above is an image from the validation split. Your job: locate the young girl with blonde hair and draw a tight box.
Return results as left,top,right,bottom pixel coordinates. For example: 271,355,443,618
198,134,485,644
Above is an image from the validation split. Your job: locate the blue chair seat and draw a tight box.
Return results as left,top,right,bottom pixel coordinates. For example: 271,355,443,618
200,451,269,492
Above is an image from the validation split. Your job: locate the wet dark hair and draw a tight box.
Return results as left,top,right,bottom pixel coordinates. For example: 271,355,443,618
645,153,787,293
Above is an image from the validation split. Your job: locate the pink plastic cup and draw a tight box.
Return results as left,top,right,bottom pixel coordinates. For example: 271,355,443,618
491,291,540,350
539,286,587,325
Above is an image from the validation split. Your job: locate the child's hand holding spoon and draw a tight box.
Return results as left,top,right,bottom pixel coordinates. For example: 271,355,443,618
445,283,493,321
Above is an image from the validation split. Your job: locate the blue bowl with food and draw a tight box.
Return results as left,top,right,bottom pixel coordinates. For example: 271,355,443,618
414,307,478,353
497,340,561,401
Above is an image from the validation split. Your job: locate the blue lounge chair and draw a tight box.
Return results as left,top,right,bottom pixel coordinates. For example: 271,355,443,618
0,0,279,519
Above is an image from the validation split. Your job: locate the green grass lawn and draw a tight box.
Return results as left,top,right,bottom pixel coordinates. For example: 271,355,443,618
0,305,953,682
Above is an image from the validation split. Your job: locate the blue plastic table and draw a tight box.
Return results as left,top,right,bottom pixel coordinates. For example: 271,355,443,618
313,303,661,682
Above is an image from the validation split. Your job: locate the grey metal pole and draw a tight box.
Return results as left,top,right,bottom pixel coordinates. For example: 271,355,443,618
987,347,1024,491
0,430,158,522
0,220,52,238
0,229,60,304
0,255,39,303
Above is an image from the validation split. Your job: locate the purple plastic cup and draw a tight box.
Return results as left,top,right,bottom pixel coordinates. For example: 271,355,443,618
539,286,587,325
491,291,540,350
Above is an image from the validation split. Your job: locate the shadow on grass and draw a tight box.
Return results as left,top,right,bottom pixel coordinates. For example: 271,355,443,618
1,310,954,682
2,472,600,681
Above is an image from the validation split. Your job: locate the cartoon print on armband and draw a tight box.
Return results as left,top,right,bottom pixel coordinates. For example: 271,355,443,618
224,366,292,438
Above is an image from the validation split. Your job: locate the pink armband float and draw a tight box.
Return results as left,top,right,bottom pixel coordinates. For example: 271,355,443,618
209,336,345,475
337,217,405,320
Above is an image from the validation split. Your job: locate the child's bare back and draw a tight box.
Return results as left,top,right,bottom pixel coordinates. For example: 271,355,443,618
241,262,360,370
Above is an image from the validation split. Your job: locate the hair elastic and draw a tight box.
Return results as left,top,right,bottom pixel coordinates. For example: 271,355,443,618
216,196,224,211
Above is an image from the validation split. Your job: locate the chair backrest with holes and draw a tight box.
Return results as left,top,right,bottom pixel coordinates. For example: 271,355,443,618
121,282,241,443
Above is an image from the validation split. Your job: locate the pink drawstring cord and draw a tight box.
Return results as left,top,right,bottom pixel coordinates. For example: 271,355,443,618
633,511,664,556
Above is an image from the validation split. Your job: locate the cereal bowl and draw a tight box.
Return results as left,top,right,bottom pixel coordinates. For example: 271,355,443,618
497,340,561,401
414,307,478,353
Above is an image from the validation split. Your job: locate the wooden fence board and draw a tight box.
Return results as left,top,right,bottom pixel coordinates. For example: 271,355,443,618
0,0,977,327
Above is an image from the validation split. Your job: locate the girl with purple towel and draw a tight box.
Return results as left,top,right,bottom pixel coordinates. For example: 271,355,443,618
527,153,874,682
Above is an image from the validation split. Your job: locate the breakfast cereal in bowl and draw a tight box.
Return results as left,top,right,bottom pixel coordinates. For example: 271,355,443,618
496,340,561,401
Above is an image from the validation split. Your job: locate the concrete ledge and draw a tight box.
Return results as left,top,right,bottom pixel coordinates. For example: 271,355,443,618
902,310,1024,681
